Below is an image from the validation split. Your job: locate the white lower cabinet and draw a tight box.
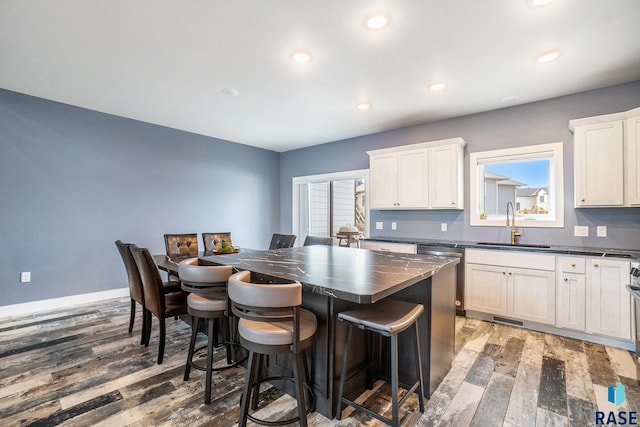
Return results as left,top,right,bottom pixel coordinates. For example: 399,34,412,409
587,258,632,340
465,250,555,325
467,250,634,347
556,257,586,331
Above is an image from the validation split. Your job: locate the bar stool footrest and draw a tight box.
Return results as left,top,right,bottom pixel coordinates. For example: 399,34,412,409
243,375,315,427
187,342,247,372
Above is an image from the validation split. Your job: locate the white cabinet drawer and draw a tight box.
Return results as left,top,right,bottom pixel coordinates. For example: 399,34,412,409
360,241,417,254
558,257,586,274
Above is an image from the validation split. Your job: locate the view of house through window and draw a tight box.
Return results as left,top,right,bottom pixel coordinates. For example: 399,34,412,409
482,159,550,216
470,142,564,228
293,170,368,243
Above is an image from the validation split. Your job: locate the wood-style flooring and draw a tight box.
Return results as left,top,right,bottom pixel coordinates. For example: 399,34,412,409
1,297,639,426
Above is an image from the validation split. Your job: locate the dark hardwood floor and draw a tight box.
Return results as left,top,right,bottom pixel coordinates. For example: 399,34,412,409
1,297,638,426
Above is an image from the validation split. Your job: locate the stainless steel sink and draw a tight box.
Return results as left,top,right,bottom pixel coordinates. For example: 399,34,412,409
476,242,551,249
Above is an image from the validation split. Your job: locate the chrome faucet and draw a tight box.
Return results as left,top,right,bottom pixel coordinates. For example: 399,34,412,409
506,201,522,245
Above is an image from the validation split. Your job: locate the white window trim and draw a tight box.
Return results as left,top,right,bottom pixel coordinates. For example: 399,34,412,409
469,142,564,228
292,169,370,240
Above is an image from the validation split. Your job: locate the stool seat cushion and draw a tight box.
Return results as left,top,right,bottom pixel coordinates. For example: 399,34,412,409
338,299,424,335
187,292,227,312
238,308,317,346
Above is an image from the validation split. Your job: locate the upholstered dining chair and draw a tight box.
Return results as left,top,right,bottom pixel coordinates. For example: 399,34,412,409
164,233,198,259
130,244,187,364
202,232,232,252
115,240,147,344
268,233,297,250
303,235,334,246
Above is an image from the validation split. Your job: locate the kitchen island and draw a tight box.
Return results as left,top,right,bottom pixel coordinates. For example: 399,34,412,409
199,245,459,418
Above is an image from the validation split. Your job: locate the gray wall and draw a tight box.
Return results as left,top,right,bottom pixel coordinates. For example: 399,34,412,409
280,81,640,250
0,89,280,306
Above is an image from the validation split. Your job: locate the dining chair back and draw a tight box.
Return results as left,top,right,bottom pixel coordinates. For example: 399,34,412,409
115,240,146,343
303,235,334,246
202,232,232,252
164,233,198,259
130,244,187,364
268,233,297,250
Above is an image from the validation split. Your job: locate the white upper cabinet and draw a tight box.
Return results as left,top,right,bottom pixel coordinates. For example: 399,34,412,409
626,114,640,205
368,137,465,210
570,107,640,207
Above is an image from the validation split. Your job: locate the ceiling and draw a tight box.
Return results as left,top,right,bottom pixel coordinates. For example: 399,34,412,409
2,1,640,152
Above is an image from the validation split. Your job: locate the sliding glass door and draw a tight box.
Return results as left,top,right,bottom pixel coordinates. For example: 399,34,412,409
293,170,368,245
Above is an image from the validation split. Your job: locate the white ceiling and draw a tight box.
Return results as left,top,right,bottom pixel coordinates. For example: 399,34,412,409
2,1,640,152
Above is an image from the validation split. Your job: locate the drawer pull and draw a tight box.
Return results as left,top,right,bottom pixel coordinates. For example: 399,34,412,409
571,263,576,267
564,278,568,282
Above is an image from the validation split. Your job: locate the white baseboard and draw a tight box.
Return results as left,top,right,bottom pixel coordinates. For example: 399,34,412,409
0,288,129,318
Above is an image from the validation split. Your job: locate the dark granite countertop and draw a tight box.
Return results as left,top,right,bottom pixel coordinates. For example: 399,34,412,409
199,245,459,304
363,237,640,261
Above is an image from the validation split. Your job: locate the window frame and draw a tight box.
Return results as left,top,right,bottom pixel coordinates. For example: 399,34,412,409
469,142,564,228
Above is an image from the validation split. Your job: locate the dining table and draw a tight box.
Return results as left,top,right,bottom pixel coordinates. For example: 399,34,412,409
154,245,459,418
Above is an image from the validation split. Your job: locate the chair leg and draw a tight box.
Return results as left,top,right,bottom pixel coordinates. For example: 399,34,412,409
158,318,166,364
140,303,148,346
336,322,352,420
390,334,399,427
293,351,308,427
184,316,200,381
239,351,258,427
129,299,136,333
205,317,215,404
414,322,425,412
143,309,152,347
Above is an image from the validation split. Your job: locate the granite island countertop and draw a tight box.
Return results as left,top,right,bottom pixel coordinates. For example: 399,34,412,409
199,245,459,304
363,237,640,261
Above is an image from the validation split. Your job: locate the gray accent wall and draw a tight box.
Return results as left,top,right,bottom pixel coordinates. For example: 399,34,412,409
0,89,280,306
280,81,640,250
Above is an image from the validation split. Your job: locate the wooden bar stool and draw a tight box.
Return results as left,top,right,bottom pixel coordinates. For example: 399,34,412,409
178,259,244,404
228,270,316,427
336,299,425,427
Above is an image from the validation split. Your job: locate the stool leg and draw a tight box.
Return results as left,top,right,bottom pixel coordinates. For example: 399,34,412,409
222,315,232,365
293,351,308,427
414,322,425,412
239,351,258,427
336,322,352,420
184,316,200,381
251,354,263,410
365,330,374,389
205,317,215,404
390,334,399,427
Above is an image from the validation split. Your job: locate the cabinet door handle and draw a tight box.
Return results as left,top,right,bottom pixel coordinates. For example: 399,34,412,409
508,272,512,275
571,263,576,267
502,271,506,275
581,198,586,202
564,278,568,282
451,202,455,205
594,263,599,268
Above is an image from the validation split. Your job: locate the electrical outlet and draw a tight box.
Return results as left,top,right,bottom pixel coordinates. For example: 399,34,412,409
441,223,447,232
391,222,397,230
597,226,607,237
375,222,383,230
574,226,589,237
20,272,31,283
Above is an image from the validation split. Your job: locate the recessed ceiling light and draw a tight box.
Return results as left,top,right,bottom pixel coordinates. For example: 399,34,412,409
526,0,553,7
290,50,312,63
356,102,372,111
428,82,447,91
535,49,563,63
364,13,390,30
221,88,240,96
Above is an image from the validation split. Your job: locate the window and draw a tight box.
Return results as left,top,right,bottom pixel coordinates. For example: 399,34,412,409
292,170,369,243
470,142,564,228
